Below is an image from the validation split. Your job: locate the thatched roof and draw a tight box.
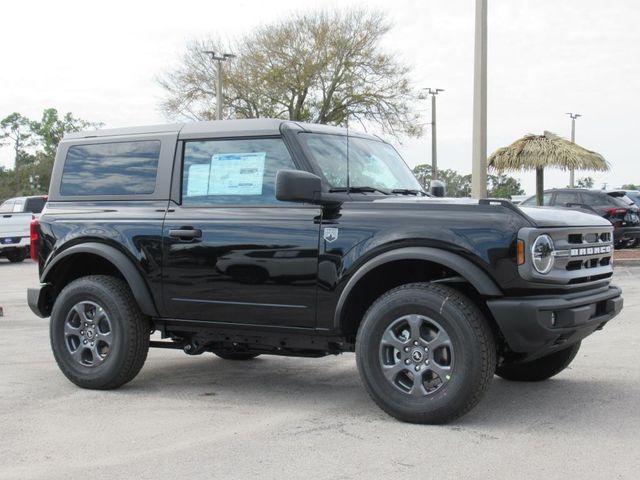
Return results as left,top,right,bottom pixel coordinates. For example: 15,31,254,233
488,131,609,172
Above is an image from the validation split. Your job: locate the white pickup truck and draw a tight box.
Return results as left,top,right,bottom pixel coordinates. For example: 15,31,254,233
0,196,47,263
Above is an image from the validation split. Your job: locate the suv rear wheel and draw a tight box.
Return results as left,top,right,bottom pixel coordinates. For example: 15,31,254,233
50,275,150,389
356,283,496,424
495,342,581,382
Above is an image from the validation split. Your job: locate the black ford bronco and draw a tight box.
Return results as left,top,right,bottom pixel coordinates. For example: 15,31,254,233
28,119,623,423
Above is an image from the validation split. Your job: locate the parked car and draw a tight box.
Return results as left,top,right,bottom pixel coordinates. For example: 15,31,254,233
610,189,640,206
28,119,623,424
0,195,47,262
520,189,640,248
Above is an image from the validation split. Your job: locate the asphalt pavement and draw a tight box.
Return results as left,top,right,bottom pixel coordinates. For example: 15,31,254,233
1,260,639,479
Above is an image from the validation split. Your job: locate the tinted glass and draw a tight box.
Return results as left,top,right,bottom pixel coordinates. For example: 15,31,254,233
586,192,619,206
521,193,551,206
61,141,160,196
182,138,296,206
301,134,422,191
0,199,15,213
554,192,581,206
25,197,46,214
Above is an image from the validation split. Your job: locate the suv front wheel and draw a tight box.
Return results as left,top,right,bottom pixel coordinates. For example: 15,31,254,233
50,275,150,389
356,283,496,424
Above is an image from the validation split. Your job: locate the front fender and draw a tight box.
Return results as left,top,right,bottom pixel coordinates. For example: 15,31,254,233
333,246,503,329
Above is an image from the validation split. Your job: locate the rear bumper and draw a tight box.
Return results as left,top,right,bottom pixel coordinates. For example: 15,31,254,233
0,236,29,251
27,284,53,318
487,285,622,357
615,225,640,241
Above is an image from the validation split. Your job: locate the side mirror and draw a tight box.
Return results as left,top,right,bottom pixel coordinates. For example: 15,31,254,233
430,180,446,197
276,170,342,207
276,169,323,204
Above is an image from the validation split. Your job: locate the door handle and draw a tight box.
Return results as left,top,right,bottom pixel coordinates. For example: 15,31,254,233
169,228,202,240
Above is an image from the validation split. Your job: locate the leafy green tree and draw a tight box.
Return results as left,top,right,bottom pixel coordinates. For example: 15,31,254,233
488,173,525,199
576,176,594,189
159,9,422,137
412,164,432,189
621,183,639,190
0,108,101,197
1,113,34,195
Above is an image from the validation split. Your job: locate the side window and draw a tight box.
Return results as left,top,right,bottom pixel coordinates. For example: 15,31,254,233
182,137,296,206
0,199,15,213
554,192,581,206
24,197,46,214
521,193,551,206
12,199,25,212
586,193,615,206
61,141,161,196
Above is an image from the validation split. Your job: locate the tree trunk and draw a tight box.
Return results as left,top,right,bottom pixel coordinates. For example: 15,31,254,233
536,168,544,206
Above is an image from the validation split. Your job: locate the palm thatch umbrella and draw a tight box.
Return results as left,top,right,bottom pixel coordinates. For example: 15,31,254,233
488,131,609,206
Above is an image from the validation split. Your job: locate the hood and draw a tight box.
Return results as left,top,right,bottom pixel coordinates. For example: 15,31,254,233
371,196,611,228
519,206,611,228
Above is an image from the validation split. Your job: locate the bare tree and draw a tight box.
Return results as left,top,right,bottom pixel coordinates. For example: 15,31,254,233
158,9,422,137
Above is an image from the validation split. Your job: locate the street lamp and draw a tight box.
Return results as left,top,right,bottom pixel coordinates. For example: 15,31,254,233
423,88,444,181
203,51,236,120
471,0,488,199
566,112,581,187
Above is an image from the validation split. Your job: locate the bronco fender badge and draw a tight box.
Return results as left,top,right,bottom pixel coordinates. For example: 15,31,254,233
323,227,339,243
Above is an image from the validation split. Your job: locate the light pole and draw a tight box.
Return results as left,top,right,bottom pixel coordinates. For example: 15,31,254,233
471,0,488,199
203,51,236,120
566,112,581,187
423,88,444,180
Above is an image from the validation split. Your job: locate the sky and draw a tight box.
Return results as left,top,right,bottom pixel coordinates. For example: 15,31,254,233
1,0,638,195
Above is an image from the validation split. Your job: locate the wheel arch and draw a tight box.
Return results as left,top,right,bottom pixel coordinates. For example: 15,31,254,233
42,242,159,317
334,247,503,337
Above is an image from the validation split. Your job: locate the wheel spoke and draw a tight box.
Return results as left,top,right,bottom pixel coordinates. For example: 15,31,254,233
429,362,452,382
409,369,427,396
71,345,86,364
407,315,422,341
382,361,406,382
428,329,452,351
64,321,81,336
90,344,105,363
381,329,406,350
73,304,90,324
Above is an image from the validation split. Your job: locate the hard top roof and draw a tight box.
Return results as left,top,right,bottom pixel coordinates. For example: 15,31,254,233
63,118,381,141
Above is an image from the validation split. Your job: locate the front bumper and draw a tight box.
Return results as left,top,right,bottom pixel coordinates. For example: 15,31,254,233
487,285,622,357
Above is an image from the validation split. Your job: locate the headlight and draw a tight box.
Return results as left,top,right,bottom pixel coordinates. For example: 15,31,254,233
531,234,554,274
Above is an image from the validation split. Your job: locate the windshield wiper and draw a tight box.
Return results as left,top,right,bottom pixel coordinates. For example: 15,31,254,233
391,188,427,196
329,186,391,195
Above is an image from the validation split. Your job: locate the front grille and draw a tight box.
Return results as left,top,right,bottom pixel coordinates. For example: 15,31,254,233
518,226,614,285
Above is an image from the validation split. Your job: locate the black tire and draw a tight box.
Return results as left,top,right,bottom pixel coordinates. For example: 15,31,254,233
356,283,496,424
6,248,26,263
50,275,150,389
214,351,260,361
495,342,581,382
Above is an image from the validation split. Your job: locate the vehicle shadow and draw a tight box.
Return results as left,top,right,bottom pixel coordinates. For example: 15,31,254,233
119,353,635,430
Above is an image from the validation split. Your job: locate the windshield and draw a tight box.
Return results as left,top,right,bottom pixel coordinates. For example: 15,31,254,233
300,133,422,192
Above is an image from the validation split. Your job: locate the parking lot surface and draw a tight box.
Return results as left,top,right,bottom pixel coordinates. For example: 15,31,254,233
1,260,639,479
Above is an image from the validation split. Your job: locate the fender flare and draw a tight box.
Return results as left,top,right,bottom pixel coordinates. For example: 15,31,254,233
42,242,159,317
333,246,503,328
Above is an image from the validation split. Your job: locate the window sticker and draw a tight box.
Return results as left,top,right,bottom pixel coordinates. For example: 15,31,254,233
209,152,266,196
186,164,211,196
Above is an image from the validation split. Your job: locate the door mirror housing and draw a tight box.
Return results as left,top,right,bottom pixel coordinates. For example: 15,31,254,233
276,170,341,207
430,180,446,197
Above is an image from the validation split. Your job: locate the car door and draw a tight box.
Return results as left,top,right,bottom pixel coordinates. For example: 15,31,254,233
162,136,321,328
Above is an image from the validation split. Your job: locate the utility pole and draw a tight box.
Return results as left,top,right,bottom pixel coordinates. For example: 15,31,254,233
471,0,488,199
566,112,581,187
203,51,236,120
423,88,444,180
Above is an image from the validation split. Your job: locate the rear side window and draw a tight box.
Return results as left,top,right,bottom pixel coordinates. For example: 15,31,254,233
24,197,46,214
12,199,25,212
61,141,160,196
521,193,551,206
554,192,581,206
